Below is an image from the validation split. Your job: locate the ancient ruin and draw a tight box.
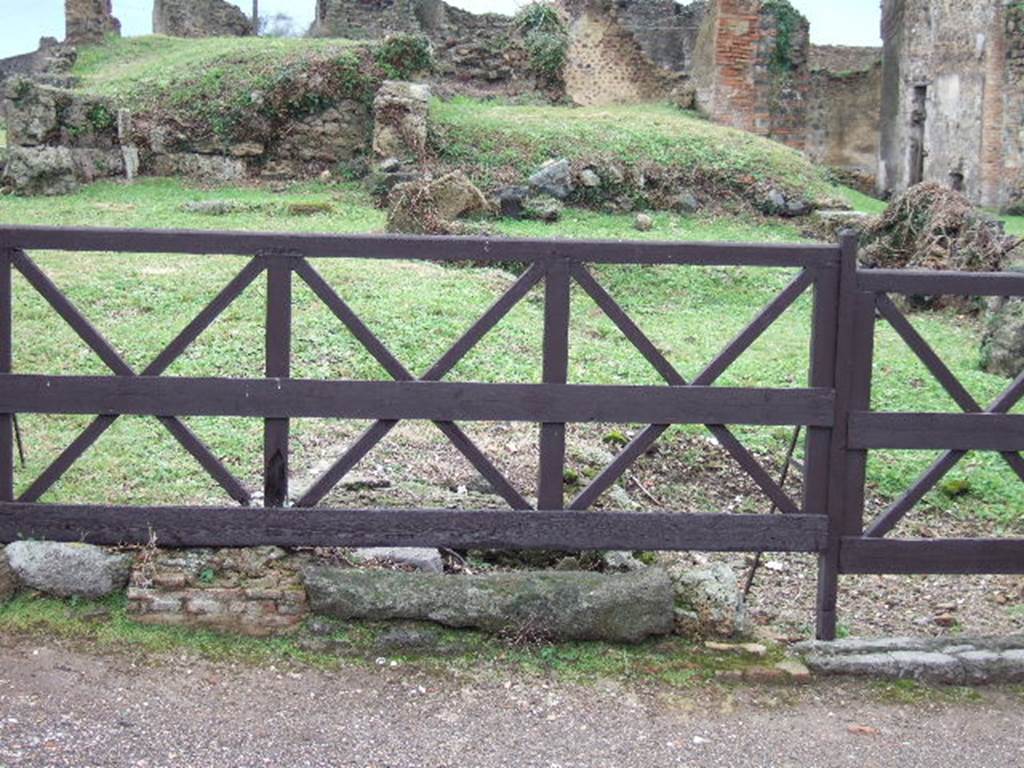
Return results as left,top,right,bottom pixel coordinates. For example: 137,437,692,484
64,0,121,45
153,0,254,38
2,0,1023,210
878,0,1024,210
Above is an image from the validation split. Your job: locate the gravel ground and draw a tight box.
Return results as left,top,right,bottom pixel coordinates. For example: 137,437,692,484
1,638,1022,768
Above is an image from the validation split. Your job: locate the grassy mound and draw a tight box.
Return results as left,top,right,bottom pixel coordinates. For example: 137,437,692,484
429,98,845,211
71,36,388,147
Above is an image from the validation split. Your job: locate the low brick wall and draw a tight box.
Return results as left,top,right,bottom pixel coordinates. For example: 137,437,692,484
127,547,309,636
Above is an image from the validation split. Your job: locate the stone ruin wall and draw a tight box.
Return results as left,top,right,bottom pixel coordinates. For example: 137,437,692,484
805,46,883,179
153,0,255,38
879,0,1024,209
560,0,692,105
65,0,121,46
690,0,811,150
312,0,538,97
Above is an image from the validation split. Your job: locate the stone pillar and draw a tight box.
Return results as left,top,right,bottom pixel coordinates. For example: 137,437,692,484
65,0,121,46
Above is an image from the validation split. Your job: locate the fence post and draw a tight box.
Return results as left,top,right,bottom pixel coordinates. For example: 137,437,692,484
0,249,12,502
538,256,570,509
815,231,869,640
264,259,292,507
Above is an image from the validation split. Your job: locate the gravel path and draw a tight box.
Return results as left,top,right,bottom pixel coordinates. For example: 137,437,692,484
1,638,1022,768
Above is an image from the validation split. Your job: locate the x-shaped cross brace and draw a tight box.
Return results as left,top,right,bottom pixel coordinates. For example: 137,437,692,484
566,263,814,513
12,250,260,504
865,294,1024,537
294,258,539,509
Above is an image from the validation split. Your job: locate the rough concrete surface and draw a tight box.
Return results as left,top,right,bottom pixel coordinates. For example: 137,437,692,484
1,639,1022,767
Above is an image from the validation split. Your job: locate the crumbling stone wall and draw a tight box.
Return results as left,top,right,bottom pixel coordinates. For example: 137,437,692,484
65,0,121,45
312,0,538,96
0,38,77,90
2,79,124,195
561,0,684,105
806,45,883,177
691,0,811,150
878,0,1024,209
153,0,254,38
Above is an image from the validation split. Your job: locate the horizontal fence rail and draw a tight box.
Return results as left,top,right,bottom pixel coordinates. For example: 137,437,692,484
1,225,1023,640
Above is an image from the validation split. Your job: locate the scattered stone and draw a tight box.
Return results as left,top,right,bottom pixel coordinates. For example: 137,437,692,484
672,563,751,639
933,613,958,628
522,194,563,223
602,550,645,572
181,199,244,216
5,541,132,599
528,158,573,200
372,80,431,160
705,641,767,656
578,168,601,188
793,636,1024,684
303,567,675,643
387,171,489,234
495,185,530,219
352,548,444,573
669,191,701,215
634,213,654,232
980,287,1024,378
774,659,812,682
0,546,19,602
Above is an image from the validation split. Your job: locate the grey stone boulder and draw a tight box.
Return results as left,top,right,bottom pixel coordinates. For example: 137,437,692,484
2,145,78,195
672,563,751,639
303,567,675,643
980,289,1024,378
0,546,19,602
3,78,59,146
529,158,574,200
352,547,444,573
5,541,133,599
372,80,431,160
495,185,530,219
522,194,563,222
669,191,701,215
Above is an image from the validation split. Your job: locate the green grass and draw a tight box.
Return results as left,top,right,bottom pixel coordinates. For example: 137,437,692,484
1003,215,1024,237
72,35,367,103
0,592,781,688
0,177,1021,526
430,98,839,203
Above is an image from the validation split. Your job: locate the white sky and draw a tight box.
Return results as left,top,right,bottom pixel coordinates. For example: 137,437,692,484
0,0,883,59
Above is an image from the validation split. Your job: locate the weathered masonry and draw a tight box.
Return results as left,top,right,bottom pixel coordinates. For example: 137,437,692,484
0,225,1021,641
878,0,1024,209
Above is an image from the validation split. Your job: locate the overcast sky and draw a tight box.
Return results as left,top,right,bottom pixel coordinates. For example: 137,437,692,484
0,0,883,59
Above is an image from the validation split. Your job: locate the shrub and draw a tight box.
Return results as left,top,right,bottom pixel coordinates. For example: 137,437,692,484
375,34,434,80
514,2,568,83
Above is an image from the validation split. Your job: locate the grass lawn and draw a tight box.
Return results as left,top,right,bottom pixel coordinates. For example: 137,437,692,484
0,177,1021,529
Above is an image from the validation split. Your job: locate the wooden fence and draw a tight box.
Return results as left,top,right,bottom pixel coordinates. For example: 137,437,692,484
0,225,1021,640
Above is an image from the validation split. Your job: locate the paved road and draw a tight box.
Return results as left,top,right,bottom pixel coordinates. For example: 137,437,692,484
1,638,1022,768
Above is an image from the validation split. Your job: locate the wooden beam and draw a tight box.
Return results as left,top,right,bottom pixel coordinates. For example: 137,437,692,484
0,503,829,552
849,412,1024,451
0,375,836,426
0,225,839,268
840,537,1024,574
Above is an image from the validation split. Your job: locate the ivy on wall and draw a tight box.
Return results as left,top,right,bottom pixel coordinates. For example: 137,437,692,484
762,0,804,75
514,2,569,84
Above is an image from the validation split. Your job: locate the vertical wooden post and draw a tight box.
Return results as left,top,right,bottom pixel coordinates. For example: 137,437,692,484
538,257,570,510
264,259,291,507
0,250,12,502
815,231,866,640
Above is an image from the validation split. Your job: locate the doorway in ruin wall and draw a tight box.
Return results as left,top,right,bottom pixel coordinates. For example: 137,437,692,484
908,84,927,186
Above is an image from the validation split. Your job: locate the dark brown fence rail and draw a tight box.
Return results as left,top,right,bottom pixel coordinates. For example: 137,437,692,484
0,224,1021,640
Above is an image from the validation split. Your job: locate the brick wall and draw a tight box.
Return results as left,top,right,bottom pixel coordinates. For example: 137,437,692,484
694,0,810,150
